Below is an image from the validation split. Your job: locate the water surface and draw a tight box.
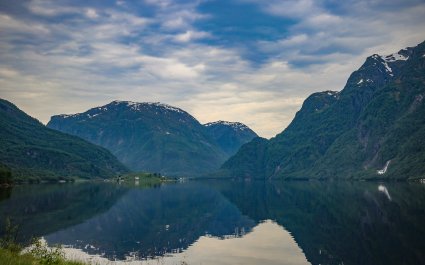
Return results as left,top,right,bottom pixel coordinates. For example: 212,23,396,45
1,180,424,265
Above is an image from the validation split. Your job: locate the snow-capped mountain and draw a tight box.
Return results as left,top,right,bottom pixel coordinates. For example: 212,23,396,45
222,40,425,180
47,101,257,177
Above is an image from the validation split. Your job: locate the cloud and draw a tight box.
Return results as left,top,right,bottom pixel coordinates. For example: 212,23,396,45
0,0,424,138
140,55,204,80
116,1,126,7
26,0,79,17
0,14,50,35
144,0,173,8
173,30,211,43
161,10,208,31
0,67,20,78
257,0,318,18
85,8,99,19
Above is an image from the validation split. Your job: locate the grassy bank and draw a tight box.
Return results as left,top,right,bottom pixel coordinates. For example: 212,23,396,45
0,248,86,265
1,218,87,265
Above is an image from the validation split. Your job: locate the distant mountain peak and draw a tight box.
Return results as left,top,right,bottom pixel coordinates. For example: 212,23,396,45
54,100,190,121
203,120,258,156
347,46,417,89
204,120,251,131
366,47,415,78
369,54,395,77
110,100,186,114
370,46,411,63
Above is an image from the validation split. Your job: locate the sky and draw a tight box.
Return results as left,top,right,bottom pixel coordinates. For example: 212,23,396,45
0,0,425,138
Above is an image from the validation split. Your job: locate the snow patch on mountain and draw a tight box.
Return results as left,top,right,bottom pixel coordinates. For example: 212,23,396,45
56,101,188,120
381,61,393,76
371,54,395,77
58,114,76,119
87,113,100,119
381,52,409,62
323,91,340,98
112,100,185,114
371,50,411,77
204,120,250,131
147,102,185,114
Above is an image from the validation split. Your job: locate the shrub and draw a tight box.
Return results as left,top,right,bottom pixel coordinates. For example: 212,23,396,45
29,238,65,265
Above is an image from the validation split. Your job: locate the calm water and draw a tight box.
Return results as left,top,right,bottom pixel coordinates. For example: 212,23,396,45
1,180,425,265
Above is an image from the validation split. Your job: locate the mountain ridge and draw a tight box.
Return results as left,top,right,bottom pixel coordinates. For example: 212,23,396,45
221,40,425,180
48,100,257,177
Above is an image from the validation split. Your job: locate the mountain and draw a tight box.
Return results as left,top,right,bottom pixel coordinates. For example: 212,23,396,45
222,40,425,180
0,98,128,182
204,120,258,156
47,101,256,177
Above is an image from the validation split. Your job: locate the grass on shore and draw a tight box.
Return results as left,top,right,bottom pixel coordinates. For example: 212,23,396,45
1,218,87,265
0,248,85,265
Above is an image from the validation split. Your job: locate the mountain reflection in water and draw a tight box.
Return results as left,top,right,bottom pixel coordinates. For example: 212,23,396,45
60,220,309,265
0,180,424,265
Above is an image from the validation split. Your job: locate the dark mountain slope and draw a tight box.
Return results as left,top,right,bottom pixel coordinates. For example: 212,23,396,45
0,99,128,182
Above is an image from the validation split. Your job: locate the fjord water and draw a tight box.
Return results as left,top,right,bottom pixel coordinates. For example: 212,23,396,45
1,181,424,265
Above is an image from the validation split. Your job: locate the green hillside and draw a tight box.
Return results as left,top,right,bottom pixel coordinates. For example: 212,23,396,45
0,99,128,182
